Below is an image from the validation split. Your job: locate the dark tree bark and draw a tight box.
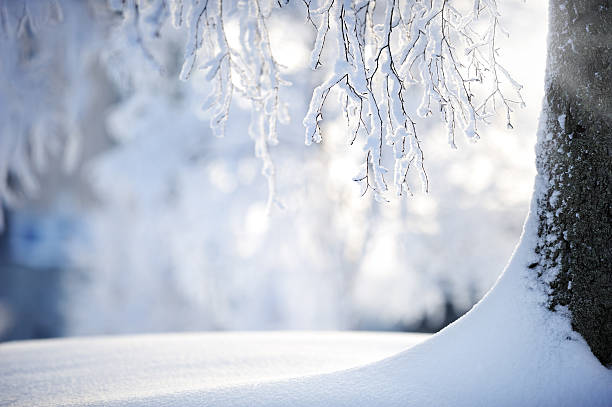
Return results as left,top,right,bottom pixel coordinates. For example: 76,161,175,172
534,0,611,366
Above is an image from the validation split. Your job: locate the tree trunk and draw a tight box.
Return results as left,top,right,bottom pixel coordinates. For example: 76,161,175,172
535,0,611,366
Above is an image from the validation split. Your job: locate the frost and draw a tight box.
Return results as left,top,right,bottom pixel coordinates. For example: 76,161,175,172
557,114,566,131
549,190,561,207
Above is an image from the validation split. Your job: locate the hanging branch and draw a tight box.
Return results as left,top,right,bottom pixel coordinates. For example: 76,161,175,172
170,0,289,210
303,0,523,200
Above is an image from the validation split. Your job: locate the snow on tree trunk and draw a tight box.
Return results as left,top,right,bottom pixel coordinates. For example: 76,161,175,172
534,0,611,366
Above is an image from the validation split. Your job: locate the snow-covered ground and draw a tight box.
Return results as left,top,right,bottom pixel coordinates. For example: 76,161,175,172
0,331,426,406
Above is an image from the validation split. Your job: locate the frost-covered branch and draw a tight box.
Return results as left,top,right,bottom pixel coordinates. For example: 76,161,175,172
113,0,289,209
110,0,523,204
303,0,523,200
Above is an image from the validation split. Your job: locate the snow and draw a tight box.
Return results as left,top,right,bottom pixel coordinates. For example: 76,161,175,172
549,190,561,207
0,331,426,406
